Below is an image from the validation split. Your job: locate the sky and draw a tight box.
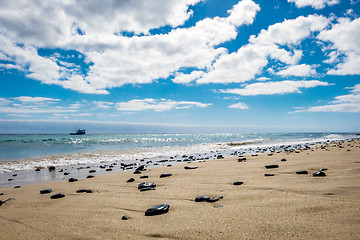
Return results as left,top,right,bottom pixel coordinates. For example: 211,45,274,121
0,0,359,133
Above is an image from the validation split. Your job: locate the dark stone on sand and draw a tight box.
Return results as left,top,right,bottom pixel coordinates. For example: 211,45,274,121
184,166,198,170
296,171,308,175
86,175,95,178
238,157,246,162
133,170,142,174
14,186,21,189
0,193,3,196
64,172,70,175
127,178,135,182
48,166,56,172
122,216,129,220
140,175,149,179
106,168,112,171
89,170,96,173
264,174,275,176
40,189,53,194
265,165,279,169
50,193,65,199
12,174,17,177
138,182,156,190
195,196,210,202
217,155,224,159
35,168,41,172
280,158,287,162
68,178,78,182
233,181,244,185
140,187,156,192
145,204,170,216
136,165,146,171
8,178,13,181
312,171,326,177
160,173,172,178
76,189,93,193
167,165,172,167
208,195,223,202
319,168,328,171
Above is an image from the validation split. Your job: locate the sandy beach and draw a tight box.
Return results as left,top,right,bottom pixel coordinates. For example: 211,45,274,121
0,139,359,239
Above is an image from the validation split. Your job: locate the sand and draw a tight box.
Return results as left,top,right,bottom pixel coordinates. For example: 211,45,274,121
0,140,359,239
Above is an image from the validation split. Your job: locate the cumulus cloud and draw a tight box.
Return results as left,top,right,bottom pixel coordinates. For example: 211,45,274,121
220,80,330,96
228,102,249,109
318,17,360,75
116,99,212,112
293,83,360,113
288,0,339,9
275,64,317,77
13,96,60,103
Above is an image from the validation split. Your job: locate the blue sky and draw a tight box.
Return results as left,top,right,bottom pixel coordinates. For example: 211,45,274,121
0,0,359,133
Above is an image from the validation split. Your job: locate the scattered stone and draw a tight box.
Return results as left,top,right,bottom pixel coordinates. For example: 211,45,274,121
48,166,56,172
265,165,279,169
68,178,78,182
106,168,112,171
160,173,172,178
76,189,93,193
145,204,170,216
140,175,149,179
312,171,326,177
208,195,223,203
184,166,198,170
122,216,129,220
35,168,41,172
167,165,172,167
264,174,275,177
12,174,17,177
86,175,95,178
136,165,146,172
40,189,53,194
89,170,96,173
127,178,135,182
280,158,287,162
233,181,244,185
319,168,328,171
195,196,210,202
50,193,65,199
14,186,21,189
296,171,308,175
138,182,156,190
0,193,3,196
8,178,13,181
238,158,246,162
64,172,70,175
133,170,142,174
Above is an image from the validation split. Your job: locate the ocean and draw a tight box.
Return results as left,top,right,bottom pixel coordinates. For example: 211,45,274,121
0,132,358,187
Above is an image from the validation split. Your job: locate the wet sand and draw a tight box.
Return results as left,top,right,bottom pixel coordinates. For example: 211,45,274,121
0,140,359,239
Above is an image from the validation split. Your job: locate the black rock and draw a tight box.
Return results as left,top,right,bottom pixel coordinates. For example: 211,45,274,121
238,157,246,162
127,178,135,182
296,171,308,175
208,195,223,202
106,168,112,171
195,196,210,202
64,172,70,175
265,165,279,169
233,181,244,185
76,189,93,193
40,189,53,194
35,168,41,172
140,187,156,192
136,165,146,171
319,168,328,171
89,170,96,173
12,174,17,177
48,166,56,172
140,175,149,179
312,171,326,177
122,215,129,220
145,204,170,216
280,158,287,162
184,166,198,170
68,178,78,182
50,193,65,199
14,186,21,189
86,175,95,178
138,182,156,190
264,174,275,177
133,170,142,174
0,193,3,196
8,178,13,181
160,173,172,178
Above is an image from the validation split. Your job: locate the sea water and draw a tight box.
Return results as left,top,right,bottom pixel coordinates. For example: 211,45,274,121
0,132,358,187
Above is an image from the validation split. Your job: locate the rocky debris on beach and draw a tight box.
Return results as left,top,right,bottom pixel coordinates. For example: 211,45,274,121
127,178,135,182
208,195,223,202
296,171,308,174
160,173,172,178
184,166,198,170
195,195,223,203
68,178,78,182
89,170,96,173
145,204,170,216
280,158,287,162
238,157,246,162
265,165,279,169
40,189,53,194
140,175,149,179
50,193,65,199
86,175,95,178
14,186,21,189
138,182,156,190
233,181,244,185
76,189,93,193
312,171,326,177
0,198,15,206
264,173,275,176
122,216,129,220
48,166,56,172
64,172,70,175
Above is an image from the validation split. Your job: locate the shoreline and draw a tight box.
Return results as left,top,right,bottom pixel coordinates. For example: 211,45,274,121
0,139,359,239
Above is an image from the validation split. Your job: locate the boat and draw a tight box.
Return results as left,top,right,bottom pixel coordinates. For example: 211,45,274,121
70,129,86,135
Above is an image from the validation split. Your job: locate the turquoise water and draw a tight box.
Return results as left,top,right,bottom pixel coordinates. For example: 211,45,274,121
0,132,357,173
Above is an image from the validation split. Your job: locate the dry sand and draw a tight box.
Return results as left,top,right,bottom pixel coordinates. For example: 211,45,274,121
0,140,359,239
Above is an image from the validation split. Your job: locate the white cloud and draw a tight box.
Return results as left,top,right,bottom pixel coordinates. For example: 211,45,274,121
116,98,212,112
228,102,249,109
293,83,360,113
220,80,330,96
256,77,270,81
13,96,60,103
196,15,330,84
318,17,360,75
93,101,114,109
288,0,339,9
276,64,317,77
